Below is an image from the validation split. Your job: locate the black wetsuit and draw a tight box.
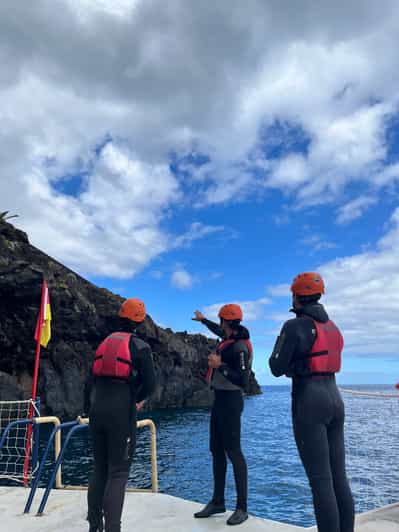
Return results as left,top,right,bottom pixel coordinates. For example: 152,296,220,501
86,332,156,532
269,303,354,532
202,319,251,512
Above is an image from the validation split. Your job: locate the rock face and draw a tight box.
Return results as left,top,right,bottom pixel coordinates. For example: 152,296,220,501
0,221,262,419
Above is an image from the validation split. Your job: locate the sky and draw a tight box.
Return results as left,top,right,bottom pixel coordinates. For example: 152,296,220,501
2,0,399,385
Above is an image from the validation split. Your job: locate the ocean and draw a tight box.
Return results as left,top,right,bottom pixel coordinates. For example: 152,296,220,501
10,385,399,527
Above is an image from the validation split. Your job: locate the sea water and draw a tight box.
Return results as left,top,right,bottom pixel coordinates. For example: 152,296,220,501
14,385,399,527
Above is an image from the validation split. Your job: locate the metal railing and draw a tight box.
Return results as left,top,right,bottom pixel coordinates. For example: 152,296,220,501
34,416,158,515
0,399,40,483
340,388,399,398
0,415,60,485
134,419,158,494
24,418,75,514
58,417,158,492
340,388,399,513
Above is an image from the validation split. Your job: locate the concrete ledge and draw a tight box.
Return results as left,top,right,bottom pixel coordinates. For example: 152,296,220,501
0,487,398,532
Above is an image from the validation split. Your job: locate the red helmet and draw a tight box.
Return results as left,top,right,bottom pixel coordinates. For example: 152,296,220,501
118,298,146,323
291,272,325,296
218,303,243,321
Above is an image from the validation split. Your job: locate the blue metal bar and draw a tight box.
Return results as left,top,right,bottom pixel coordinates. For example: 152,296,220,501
0,419,32,453
37,423,88,515
24,420,78,514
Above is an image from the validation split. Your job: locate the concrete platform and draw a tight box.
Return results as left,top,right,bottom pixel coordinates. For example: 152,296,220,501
354,503,399,532
0,487,398,532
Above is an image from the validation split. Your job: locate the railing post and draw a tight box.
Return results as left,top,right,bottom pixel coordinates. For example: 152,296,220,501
36,423,88,515
25,415,158,517
24,419,74,514
137,419,158,493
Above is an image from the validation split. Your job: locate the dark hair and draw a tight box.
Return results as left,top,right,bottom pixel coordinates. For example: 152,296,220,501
296,293,321,305
226,319,241,331
116,316,139,332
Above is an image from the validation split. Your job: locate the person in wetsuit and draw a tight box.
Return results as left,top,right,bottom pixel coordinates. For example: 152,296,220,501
85,298,156,532
269,272,354,532
192,304,252,526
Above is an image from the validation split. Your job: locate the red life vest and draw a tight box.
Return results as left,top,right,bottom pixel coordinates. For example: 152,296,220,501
206,338,253,383
93,332,133,379
307,320,343,374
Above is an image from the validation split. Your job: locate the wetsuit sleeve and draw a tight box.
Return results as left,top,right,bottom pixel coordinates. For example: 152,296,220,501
83,373,94,415
218,341,250,389
201,318,224,338
133,344,156,403
269,321,298,377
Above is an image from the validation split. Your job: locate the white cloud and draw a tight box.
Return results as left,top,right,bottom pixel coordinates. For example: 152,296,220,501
199,169,255,206
267,154,308,190
67,0,138,19
171,268,194,289
267,284,291,297
2,0,399,274
373,163,399,186
263,102,394,207
204,297,271,322
336,195,378,224
8,142,180,278
173,222,225,247
269,207,399,357
300,234,337,252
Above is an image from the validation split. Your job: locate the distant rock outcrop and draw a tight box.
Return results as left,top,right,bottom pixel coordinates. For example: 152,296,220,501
0,221,262,419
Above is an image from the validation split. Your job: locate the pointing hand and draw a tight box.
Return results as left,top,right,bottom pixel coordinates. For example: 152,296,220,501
192,310,205,321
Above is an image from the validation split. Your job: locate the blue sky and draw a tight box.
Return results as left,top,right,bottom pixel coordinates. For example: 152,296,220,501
86,147,399,385
2,1,399,385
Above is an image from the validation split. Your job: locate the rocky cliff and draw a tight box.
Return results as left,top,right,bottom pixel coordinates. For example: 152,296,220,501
0,221,261,418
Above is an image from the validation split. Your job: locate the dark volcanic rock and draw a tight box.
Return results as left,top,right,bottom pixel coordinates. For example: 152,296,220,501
0,221,262,419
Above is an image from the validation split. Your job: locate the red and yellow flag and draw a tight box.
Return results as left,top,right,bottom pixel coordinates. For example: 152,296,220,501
34,280,51,347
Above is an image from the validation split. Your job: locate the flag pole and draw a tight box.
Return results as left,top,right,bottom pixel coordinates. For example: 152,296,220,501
23,280,46,486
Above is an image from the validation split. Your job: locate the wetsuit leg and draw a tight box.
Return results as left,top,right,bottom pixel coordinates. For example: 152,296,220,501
210,405,227,505
328,394,355,532
294,419,339,531
293,381,340,532
87,422,107,528
102,414,136,532
215,391,248,512
88,380,136,532
226,448,247,512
